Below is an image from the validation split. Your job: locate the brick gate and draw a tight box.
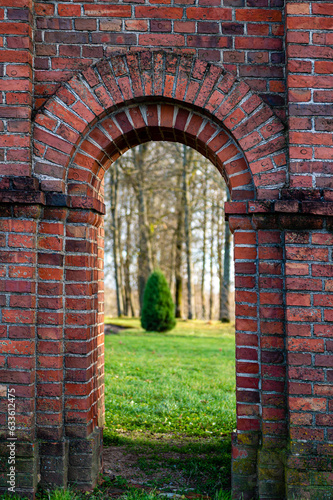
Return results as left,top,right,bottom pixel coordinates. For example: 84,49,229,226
0,2,333,499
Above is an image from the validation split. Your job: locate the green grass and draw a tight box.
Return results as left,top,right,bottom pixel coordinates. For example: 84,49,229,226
26,486,233,500
102,318,236,496
104,318,236,440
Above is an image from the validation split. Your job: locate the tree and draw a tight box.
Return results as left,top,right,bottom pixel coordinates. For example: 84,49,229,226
200,165,208,319
123,195,135,317
141,270,176,332
120,145,153,312
220,190,231,323
209,199,215,320
135,145,153,311
182,145,194,320
109,163,123,317
217,194,224,322
174,183,183,318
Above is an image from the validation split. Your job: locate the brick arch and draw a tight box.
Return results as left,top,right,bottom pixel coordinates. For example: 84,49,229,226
68,103,252,201
33,50,287,201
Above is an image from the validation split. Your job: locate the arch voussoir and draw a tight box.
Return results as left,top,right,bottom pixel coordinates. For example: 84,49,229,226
174,72,189,102
126,53,144,99
214,81,251,122
110,54,128,78
88,127,111,151
196,67,224,108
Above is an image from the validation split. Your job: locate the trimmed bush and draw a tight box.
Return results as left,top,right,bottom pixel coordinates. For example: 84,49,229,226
141,270,176,332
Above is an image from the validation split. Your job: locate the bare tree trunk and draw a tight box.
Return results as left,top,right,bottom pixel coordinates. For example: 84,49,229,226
182,145,193,320
110,163,122,317
220,190,231,323
135,145,153,312
209,202,215,320
174,200,183,319
169,233,175,291
217,198,223,321
117,214,126,314
124,197,135,317
147,194,157,271
200,166,208,319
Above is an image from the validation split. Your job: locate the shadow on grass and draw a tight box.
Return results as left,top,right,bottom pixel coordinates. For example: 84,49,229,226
103,431,232,496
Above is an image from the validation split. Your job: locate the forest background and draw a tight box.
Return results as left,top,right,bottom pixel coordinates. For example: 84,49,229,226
103,142,234,322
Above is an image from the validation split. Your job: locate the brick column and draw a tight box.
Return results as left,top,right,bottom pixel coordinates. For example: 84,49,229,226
256,220,286,499
0,186,41,497
285,215,333,497
230,213,260,500
230,209,288,499
0,14,35,492
64,208,104,489
37,205,68,488
34,198,104,490
0,187,105,496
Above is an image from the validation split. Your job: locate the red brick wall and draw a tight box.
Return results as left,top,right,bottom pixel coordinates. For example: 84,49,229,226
34,0,286,119
286,1,333,191
0,0,332,498
0,0,33,177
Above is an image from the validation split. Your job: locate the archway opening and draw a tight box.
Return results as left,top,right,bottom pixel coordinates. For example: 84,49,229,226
102,141,236,496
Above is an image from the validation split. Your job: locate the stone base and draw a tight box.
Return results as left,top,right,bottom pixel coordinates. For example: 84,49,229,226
0,441,39,499
231,432,258,500
286,452,333,500
231,432,289,499
39,439,69,489
0,428,103,498
68,427,103,490
258,446,286,499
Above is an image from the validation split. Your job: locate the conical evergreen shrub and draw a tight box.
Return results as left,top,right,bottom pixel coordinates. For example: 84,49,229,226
141,270,176,332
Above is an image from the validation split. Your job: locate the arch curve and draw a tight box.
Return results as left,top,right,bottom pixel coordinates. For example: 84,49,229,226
33,49,287,201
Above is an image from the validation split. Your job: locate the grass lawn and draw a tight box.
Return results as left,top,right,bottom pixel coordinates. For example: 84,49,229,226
103,318,236,496
104,318,236,439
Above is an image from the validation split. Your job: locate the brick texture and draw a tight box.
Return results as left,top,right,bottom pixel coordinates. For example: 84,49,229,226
33,0,286,118
286,1,333,193
0,1,332,499
285,226,333,498
0,0,33,179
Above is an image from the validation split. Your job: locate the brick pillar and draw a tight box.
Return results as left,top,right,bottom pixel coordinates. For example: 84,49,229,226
0,7,35,492
28,199,104,491
285,217,333,498
37,205,68,488
230,214,260,500
64,208,103,489
229,205,288,499
255,218,286,498
0,187,105,496
97,214,105,429
0,196,40,497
